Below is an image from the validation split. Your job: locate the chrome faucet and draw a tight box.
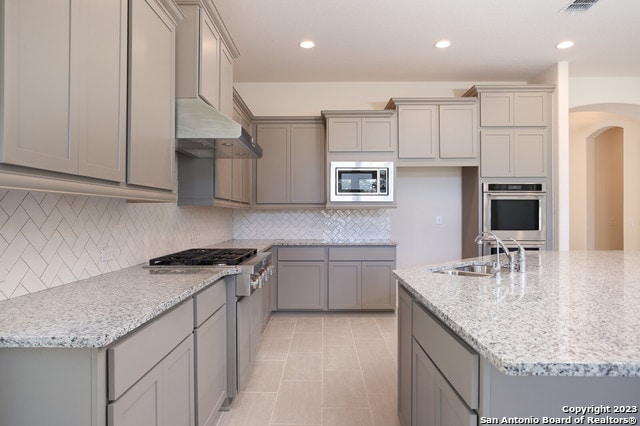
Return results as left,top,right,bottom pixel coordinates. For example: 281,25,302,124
474,231,516,272
508,238,527,273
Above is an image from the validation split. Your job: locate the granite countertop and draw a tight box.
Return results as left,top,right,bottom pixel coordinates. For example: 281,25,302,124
393,251,640,377
0,238,395,350
0,265,238,349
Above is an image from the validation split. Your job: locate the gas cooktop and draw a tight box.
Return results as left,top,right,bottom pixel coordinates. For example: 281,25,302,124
149,248,258,266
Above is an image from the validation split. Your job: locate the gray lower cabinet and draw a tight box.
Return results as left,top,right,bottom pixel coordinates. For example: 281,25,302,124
328,246,396,310
193,281,227,426
108,334,195,426
397,287,413,426
276,245,396,311
398,286,478,426
277,261,328,310
0,279,228,426
108,299,195,426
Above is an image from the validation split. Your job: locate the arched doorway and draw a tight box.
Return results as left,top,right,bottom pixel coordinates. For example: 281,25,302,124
586,127,624,250
568,105,640,250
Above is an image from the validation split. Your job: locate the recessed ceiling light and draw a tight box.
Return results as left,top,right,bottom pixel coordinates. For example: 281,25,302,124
299,40,315,49
434,40,452,49
556,40,575,49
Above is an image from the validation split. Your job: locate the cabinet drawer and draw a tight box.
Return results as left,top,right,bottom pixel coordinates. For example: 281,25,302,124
328,246,396,261
277,246,326,261
412,302,479,409
108,298,193,401
194,279,226,327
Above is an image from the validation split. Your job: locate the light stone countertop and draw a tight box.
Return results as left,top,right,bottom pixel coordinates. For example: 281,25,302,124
0,238,395,349
394,250,640,377
0,265,238,348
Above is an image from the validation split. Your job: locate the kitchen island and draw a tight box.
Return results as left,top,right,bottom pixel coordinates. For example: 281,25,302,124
394,251,640,424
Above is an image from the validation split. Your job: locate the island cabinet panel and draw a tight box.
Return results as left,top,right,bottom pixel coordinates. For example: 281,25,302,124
397,287,413,426
412,301,479,409
412,341,477,426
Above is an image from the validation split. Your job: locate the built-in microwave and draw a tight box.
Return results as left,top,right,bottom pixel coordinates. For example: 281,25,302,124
483,183,546,244
330,161,394,203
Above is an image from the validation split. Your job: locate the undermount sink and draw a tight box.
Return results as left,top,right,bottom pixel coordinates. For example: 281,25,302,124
432,262,506,277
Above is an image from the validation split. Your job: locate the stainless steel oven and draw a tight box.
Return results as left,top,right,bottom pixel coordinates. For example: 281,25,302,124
483,183,546,245
330,161,394,202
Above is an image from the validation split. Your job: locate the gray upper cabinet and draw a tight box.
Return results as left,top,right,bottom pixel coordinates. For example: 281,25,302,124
1,0,126,182
255,119,325,206
465,85,554,178
127,0,182,191
386,98,479,166
478,91,549,127
322,110,397,153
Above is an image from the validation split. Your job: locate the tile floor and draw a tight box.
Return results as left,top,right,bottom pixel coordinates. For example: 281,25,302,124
217,312,400,426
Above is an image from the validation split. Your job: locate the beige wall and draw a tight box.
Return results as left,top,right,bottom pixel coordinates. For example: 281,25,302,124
569,111,640,250
235,81,518,116
593,127,624,249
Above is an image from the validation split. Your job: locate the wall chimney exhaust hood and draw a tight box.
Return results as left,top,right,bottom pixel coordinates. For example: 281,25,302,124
175,98,263,159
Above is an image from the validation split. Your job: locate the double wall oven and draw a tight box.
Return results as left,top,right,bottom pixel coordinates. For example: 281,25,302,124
148,247,273,410
482,183,547,253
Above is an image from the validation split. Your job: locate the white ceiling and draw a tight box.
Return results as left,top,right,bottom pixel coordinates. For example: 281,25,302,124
213,0,640,83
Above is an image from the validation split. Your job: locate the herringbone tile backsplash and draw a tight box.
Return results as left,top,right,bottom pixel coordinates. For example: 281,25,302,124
0,189,390,301
0,190,232,300
233,209,390,241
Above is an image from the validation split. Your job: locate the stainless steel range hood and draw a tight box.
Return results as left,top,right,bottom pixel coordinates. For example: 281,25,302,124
175,98,262,159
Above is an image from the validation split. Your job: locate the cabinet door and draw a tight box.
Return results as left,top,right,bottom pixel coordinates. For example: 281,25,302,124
196,307,226,426
479,92,513,126
514,129,547,177
256,124,290,204
277,261,327,310
76,0,127,182
128,0,176,190
328,262,361,309
164,336,195,426
262,275,273,331
219,43,234,117
3,0,75,173
439,105,478,159
480,129,514,177
236,295,252,390
231,158,246,203
327,118,361,151
398,288,412,426
108,364,162,426
291,124,325,204
412,341,436,426
214,158,233,200
361,262,395,309
398,105,438,159
362,117,395,152
199,11,220,109
250,286,263,362
514,92,548,126
434,371,477,426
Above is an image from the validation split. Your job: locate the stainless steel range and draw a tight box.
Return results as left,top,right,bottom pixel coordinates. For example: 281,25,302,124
149,248,272,296
148,247,273,411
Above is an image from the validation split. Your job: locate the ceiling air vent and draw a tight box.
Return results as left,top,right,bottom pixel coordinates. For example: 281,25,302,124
560,0,599,13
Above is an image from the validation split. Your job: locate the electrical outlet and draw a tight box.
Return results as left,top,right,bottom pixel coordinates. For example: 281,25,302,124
100,247,114,262
436,215,443,225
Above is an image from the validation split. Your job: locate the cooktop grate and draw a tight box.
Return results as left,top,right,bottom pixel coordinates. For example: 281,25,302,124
149,248,257,266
